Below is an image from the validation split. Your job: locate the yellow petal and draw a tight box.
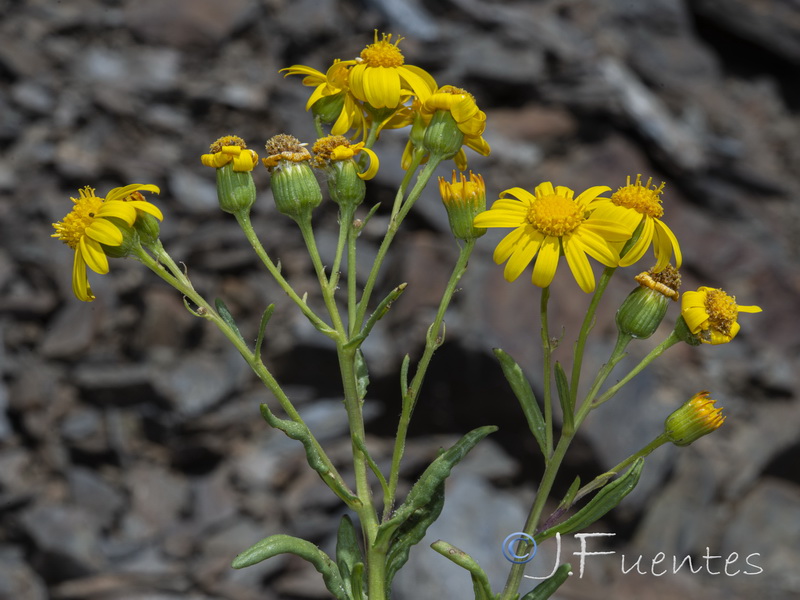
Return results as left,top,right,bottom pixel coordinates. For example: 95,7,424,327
563,238,595,293
575,186,611,208
128,201,164,221
653,219,682,269
358,147,380,180
473,209,526,228
531,236,560,288
574,228,620,267
106,184,160,202
85,218,123,246
493,226,527,264
400,65,436,103
534,181,555,197
96,201,137,224
500,187,536,204
72,251,95,302
737,305,762,314
79,235,109,274
504,231,541,281
617,217,653,267
366,66,400,109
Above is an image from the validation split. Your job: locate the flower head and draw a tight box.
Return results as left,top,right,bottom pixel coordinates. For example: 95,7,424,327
263,134,322,221
280,60,366,136
591,175,682,271
421,85,490,169
349,31,436,110
439,171,487,241
679,286,762,345
473,182,631,292
52,185,162,301
616,265,681,339
201,135,259,171
664,391,725,446
311,135,379,180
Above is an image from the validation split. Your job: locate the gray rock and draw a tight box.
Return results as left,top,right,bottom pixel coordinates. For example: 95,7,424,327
0,545,47,600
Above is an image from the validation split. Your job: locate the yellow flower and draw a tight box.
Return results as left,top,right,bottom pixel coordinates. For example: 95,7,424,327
439,171,487,241
311,135,379,180
280,60,366,136
590,175,681,271
474,182,631,292
200,135,258,171
664,391,725,446
52,185,162,301
421,85,490,169
680,286,762,344
348,32,437,110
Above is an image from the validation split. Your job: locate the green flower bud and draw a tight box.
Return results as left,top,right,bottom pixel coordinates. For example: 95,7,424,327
134,211,161,247
216,162,257,215
616,266,680,339
99,218,138,258
423,110,465,160
311,92,346,125
439,170,487,242
664,391,725,446
263,134,321,222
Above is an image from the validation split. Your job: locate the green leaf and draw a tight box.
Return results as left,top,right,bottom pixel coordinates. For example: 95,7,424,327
430,540,493,600
375,426,497,551
493,348,546,457
400,354,410,395
554,362,573,432
384,480,446,595
557,476,581,513
232,534,348,600
254,304,276,363
520,563,572,600
215,298,247,346
537,458,644,541
336,515,363,599
355,349,369,402
259,404,361,507
347,283,407,349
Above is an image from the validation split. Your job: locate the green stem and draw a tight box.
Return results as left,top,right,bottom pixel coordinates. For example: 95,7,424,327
569,267,615,407
540,286,554,456
354,156,443,330
234,211,336,338
383,238,476,520
593,331,681,408
572,433,668,505
132,244,355,506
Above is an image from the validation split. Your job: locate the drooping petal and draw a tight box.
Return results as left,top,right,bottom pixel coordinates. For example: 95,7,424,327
357,147,379,180
493,227,528,264
499,187,536,204
79,236,110,275
653,219,682,269
563,237,596,293
574,227,621,267
128,201,164,220
618,216,653,267
365,66,401,108
71,251,94,302
531,236,560,288
399,65,436,103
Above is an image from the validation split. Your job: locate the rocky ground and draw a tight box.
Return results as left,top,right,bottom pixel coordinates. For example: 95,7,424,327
1,0,799,599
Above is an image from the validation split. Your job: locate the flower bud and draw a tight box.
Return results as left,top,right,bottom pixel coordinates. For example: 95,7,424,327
423,110,465,160
439,170,486,242
311,91,346,125
201,135,258,215
263,134,322,222
312,135,378,212
616,266,680,339
664,391,725,446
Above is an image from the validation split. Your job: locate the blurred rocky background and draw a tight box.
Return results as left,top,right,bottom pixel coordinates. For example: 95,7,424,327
1,0,799,598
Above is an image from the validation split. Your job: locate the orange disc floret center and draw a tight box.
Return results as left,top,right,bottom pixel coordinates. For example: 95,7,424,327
611,175,665,219
53,193,104,249
360,34,405,68
527,194,584,237
704,288,738,336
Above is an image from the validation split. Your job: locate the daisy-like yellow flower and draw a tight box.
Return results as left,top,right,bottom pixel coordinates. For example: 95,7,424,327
680,286,762,344
52,185,162,301
348,31,436,110
280,60,366,136
591,175,681,271
474,182,631,292
200,135,258,171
